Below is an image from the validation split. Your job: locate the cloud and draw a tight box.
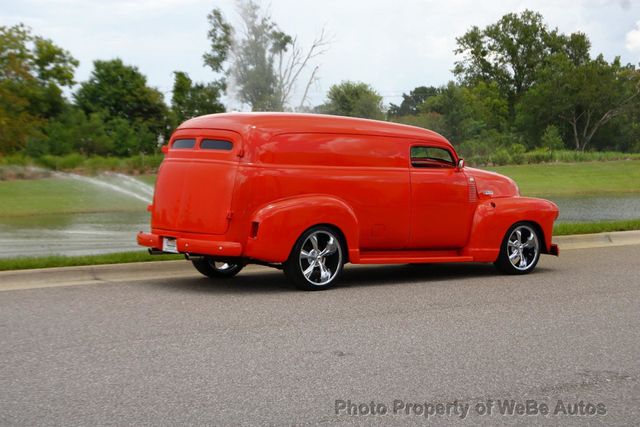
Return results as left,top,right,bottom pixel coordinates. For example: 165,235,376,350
618,0,631,10
625,21,640,53
3,0,639,108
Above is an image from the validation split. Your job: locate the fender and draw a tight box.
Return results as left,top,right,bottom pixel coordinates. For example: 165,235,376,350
463,197,559,262
243,194,360,263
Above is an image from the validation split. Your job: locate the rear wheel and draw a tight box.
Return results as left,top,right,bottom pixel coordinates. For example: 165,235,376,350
284,226,345,291
192,258,244,278
494,223,541,275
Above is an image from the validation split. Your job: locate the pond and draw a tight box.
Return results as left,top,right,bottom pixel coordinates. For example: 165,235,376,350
0,172,153,259
549,194,640,222
0,211,149,259
550,194,640,222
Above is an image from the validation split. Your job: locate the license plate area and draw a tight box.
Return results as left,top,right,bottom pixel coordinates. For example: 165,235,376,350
162,237,178,253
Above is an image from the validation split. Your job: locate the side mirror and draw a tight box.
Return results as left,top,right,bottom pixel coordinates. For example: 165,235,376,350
161,145,169,154
457,158,465,170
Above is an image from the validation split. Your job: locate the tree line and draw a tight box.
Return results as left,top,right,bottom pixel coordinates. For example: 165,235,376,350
1,4,639,162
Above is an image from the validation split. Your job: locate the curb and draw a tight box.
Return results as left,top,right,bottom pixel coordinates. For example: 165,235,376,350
0,260,193,292
552,230,640,250
1,230,639,291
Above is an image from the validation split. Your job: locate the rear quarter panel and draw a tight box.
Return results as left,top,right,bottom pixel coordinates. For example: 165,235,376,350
243,195,360,262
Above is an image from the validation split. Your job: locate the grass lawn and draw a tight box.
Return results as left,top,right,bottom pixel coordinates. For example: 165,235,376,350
0,251,183,271
485,160,640,197
554,219,640,236
0,176,147,217
138,174,156,186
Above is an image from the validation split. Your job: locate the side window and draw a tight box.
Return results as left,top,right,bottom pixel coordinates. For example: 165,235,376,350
410,146,455,168
172,138,196,149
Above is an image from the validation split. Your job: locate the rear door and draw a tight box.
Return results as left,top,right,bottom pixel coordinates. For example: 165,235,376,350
152,129,242,235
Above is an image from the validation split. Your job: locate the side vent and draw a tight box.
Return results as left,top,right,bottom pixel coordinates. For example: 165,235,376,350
250,221,260,238
468,177,478,203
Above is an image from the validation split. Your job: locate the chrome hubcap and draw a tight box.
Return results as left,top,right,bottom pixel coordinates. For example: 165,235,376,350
507,225,539,271
299,231,342,285
213,262,233,271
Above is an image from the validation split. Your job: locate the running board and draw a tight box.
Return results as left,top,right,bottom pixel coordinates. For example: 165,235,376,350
354,250,473,265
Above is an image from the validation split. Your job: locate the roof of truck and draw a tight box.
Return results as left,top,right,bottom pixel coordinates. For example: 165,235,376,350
178,112,448,142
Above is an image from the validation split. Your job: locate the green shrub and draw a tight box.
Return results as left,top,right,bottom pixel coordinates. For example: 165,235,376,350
525,149,554,164
58,153,84,170
510,143,526,165
554,150,579,163
123,153,162,173
540,125,565,151
24,136,50,157
84,156,124,174
36,154,84,170
548,150,640,163
465,155,489,166
0,153,30,166
457,139,495,160
36,155,60,170
491,148,512,165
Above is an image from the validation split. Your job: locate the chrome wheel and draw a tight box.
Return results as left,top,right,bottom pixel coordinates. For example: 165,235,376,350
507,225,539,271
213,261,233,271
298,230,343,286
191,257,244,279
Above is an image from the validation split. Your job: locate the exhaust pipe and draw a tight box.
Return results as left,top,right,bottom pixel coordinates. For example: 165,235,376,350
148,248,167,255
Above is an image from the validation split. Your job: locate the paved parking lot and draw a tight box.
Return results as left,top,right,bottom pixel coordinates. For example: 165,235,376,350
1,245,639,425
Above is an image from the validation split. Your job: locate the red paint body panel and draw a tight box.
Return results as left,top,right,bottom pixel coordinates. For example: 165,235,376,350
244,194,360,263
462,197,559,262
409,167,473,248
152,129,242,235
138,113,559,265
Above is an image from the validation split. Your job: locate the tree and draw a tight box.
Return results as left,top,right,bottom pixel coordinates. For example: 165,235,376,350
453,10,589,118
74,59,168,137
420,83,464,138
26,107,160,157
318,81,384,120
389,112,447,137
388,86,438,117
422,82,478,143
171,71,224,126
460,81,510,133
25,109,112,157
539,125,564,151
204,1,329,111
203,9,232,79
520,54,640,151
0,24,78,153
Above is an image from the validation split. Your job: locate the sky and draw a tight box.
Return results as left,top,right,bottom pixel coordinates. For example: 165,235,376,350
2,0,640,109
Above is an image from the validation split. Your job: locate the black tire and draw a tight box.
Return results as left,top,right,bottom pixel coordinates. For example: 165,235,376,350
283,226,345,291
192,258,244,278
494,222,542,275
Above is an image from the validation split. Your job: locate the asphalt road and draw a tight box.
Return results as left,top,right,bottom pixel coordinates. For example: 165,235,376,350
1,246,639,426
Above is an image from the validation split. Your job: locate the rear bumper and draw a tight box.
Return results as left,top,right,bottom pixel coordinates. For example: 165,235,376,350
137,232,243,257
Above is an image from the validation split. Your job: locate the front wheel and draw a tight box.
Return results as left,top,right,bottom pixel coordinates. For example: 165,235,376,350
192,258,244,279
284,226,345,291
494,223,541,275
